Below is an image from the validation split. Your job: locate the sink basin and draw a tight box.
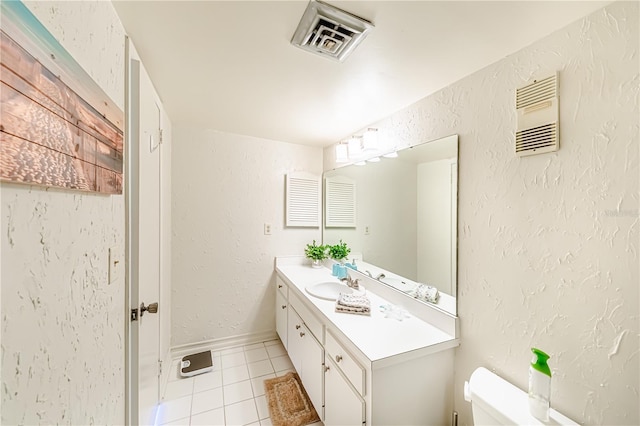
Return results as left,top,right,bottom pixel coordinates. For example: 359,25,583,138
305,281,353,301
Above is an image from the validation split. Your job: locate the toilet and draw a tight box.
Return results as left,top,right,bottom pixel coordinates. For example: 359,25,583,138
464,367,578,425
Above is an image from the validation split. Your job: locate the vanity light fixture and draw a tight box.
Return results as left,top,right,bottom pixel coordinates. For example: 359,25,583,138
348,136,363,157
334,128,383,165
335,143,349,163
362,128,379,151
383,151,398,158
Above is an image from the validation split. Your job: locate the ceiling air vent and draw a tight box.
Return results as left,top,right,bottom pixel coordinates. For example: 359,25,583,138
291,1,373,62
515,73,559,157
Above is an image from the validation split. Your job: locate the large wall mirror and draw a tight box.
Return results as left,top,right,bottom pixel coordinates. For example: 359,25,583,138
323,134,458,315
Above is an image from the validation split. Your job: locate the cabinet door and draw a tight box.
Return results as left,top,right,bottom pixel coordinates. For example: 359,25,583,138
324,357,365,426
287,307,303,373
299,325,324,420
275,288,288,349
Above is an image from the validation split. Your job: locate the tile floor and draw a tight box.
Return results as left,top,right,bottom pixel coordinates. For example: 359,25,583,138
156,339,305,426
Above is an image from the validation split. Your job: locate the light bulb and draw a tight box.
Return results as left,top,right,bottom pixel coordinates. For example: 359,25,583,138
348,136,362,157
362,128,378,151
335,144,349,163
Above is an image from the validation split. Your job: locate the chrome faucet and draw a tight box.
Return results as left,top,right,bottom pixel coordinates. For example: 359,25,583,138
364,270,386,280
340,275,360,290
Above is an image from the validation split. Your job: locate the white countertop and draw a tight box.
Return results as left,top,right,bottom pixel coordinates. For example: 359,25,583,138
276,261,459,368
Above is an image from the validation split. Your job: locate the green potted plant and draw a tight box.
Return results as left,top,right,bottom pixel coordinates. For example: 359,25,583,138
305,240,328,268
328,240,351,263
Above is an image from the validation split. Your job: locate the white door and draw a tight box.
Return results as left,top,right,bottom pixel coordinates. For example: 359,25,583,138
128,56,163,425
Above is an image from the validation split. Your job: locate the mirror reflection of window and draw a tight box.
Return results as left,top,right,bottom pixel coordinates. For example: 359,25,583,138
325,176,356,228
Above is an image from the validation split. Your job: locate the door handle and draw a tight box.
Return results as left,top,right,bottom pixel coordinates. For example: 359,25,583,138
140,302,158,317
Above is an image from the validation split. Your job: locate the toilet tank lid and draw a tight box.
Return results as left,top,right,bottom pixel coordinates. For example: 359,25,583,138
466,367,578,426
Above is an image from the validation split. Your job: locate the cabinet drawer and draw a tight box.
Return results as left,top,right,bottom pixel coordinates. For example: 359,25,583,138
325,331,365,396
289,292,323,343
276,277,288,299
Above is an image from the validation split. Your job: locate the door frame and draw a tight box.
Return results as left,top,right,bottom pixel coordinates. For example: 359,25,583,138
125,36,172,425
126,38,164,426
124,35,141,426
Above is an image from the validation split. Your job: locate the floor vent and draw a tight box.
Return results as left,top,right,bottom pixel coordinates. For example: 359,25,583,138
291,1,373,62
515,73,559,157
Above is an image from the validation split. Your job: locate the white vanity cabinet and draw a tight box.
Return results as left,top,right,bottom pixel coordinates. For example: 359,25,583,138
323,329,366,424
287,306,324,418
324,356,365,425
274,264,459,426
276,277,324,418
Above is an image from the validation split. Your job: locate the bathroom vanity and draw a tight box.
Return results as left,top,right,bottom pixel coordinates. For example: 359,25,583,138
275,256,459,426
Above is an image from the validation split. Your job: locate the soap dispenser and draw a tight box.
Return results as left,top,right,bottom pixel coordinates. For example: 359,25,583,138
528,347,551,421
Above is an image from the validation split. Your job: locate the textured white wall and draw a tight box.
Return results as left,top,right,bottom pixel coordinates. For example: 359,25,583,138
1,1,126,424
171,128,322,346
23,0,125,111
325,2,638,424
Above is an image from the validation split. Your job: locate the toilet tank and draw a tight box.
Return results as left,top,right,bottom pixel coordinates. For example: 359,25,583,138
464,367,578,425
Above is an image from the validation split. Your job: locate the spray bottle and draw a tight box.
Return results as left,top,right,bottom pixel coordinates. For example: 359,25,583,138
528,347,551,421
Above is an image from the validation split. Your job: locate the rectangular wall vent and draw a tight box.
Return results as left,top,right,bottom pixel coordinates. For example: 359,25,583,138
515,73,559,157
291,1,373,62
325,176,356,228
286,172,321,227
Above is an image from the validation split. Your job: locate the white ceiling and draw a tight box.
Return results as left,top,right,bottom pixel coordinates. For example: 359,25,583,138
113,1,610,147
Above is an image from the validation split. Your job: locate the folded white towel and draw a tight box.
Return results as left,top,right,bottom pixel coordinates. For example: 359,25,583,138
335,304,370,316
336,292,371,316
337,293,370,309
413,284,440,304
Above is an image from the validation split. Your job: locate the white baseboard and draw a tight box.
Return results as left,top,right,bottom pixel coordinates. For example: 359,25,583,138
170,330,278,359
